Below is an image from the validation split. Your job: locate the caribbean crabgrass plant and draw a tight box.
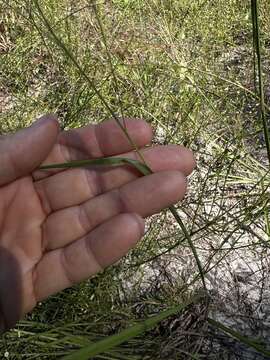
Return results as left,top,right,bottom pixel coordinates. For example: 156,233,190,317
1,0,270,358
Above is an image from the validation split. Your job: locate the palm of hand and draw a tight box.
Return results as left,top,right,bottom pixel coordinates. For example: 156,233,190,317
0,116,194,332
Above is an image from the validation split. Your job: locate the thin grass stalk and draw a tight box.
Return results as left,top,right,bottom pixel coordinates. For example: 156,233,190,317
251,0,270,164
92,2,125,123
33,0,206,289
251,0,258,94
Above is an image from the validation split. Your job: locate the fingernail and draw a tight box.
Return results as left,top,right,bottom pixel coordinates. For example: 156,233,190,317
31,114,58,128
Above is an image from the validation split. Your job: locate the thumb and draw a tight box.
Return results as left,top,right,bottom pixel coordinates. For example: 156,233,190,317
0,114,60,186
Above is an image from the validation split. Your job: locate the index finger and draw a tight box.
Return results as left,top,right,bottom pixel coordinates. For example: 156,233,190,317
33,118,153,180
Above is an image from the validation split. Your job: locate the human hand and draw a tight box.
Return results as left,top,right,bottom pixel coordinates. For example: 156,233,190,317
0,115,195,332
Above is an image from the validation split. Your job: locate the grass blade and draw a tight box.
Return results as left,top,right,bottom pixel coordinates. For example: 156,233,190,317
39,157,151,172
251,0,270,163
92,2,125,122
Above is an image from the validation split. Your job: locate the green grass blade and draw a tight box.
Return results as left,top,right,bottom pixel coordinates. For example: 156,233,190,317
251,0,258,94
251,0,270,164
61,297,197,360
92,3,125,122
168,206,206,289
39,157,151,172
208,318,270,357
